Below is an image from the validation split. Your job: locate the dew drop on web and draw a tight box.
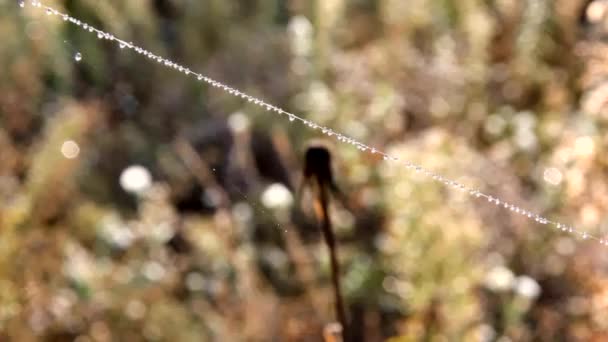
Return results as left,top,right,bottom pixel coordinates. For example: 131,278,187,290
26,1,600,247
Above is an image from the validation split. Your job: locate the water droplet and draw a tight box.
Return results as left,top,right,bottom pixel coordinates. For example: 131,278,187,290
19,1,25,8
119,43,126,49
74,52,82,62
46,8,52,15
197,75,203,81
288,115,295,122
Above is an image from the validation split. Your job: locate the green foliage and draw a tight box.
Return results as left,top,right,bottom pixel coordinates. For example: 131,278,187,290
1,0,607,340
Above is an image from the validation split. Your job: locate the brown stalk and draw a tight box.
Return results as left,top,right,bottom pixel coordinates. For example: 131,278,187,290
302,144,348,341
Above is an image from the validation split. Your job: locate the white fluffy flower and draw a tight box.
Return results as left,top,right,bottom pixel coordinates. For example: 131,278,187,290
484,266,515,292
261,183,293,209
119,165,152,194
514,275,541,299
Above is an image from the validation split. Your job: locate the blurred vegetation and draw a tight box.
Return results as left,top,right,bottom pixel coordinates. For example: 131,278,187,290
2,0,608,341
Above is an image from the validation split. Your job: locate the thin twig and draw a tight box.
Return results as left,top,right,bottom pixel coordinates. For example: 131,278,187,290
303,144,349,340
316,180,348,340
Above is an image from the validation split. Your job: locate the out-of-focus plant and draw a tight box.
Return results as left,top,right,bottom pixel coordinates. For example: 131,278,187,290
2,0,608,340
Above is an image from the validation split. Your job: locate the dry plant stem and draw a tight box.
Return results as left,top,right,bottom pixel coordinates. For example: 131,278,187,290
315,180,348,340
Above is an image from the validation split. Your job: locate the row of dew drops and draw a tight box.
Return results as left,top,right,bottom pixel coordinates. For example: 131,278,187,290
19,0,605,246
